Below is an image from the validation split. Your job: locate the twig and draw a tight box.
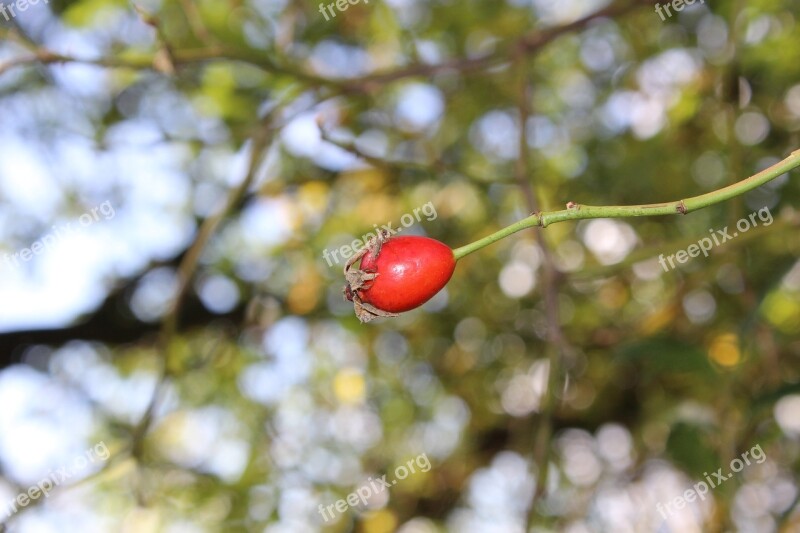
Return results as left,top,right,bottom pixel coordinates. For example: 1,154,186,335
176,0,217,45
453,150,800,259
132,2,177,74
317,123,509,184
339,0,645,90
0,46,343,91
509,63,573,526
127,104,282,503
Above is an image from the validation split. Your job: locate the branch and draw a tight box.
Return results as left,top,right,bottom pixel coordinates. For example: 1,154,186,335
510,64,572,523
176,0,218,46
0,46,343,90
316,123,509,184
0,1,645,90
339,0,645,90
130,105,283,458
453,149,800,260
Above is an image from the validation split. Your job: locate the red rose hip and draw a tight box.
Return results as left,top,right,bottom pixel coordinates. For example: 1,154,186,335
343,232,456,322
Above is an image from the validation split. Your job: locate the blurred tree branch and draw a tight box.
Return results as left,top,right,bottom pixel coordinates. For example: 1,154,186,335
129,103,286,466
510,59,574,523
340,0,647,91
0,0,647,92
0,102,288,529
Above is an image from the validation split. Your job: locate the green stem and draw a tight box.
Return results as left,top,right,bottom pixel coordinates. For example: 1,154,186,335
452,149,800,260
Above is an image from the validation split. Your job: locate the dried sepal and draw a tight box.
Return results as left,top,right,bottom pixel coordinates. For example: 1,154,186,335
343,229,397,322
352,296,399,323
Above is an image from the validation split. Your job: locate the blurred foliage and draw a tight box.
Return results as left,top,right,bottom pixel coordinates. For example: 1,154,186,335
1,0,800,531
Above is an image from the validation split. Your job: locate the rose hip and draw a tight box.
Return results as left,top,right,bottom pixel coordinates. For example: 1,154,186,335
343,232,456,322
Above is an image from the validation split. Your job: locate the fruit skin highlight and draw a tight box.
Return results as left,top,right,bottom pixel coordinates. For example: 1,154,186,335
343,232,456,322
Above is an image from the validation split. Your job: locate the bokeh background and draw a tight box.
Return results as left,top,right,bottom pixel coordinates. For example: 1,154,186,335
1,0,800,531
